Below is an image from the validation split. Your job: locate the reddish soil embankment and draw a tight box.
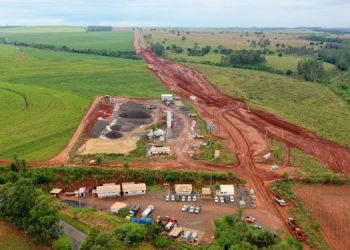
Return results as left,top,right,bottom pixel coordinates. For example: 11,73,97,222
293,184,350,250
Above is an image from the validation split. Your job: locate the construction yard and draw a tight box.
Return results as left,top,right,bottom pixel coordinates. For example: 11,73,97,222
74,94,207,163
58,182,264,246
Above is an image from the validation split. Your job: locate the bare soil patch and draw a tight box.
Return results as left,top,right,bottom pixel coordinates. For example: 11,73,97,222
293,184,350,250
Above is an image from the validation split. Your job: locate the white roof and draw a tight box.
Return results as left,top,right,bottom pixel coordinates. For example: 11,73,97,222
169,227,183,237
96,184,121,194
201,188,212,195
219,185,234,193
79,187,86,192
122,182,146,192
175,184,192,193
150,146,171,154
50,188,62,194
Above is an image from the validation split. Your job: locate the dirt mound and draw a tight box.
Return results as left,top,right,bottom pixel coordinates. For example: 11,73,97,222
89,119,108,138
104,131,123,139
119,110,151,119
109,124,121,131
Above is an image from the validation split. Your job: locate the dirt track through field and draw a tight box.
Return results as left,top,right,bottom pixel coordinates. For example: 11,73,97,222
134,30,350,246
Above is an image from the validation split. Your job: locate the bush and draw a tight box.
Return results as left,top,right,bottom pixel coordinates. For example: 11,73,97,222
297,58,325,81
155,236,169,248
53,234,72,250
115,223,146,245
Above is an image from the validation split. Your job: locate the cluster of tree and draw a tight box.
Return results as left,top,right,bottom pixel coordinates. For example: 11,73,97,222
0,164,241,189
279,46,318,56
222,49,266,66
318,48,350,71
210,210,303,250
297,58,325,82
87,26,112,32
167,44,184,54
0,178,61,244
1,40,138,59
214,45,233,55
303,35,343,43
150,42,165,56
81,223,170,249
187,43,211,56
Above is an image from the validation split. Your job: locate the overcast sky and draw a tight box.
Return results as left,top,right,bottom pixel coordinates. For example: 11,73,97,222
0,0,349,27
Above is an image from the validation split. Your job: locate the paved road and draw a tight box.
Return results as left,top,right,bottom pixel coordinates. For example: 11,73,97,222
60,220,86,250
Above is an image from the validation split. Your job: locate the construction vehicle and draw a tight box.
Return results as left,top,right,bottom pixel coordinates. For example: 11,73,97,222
288,218,306,241
274,196,286,206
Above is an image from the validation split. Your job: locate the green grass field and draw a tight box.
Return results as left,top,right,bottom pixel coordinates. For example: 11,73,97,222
189,63,350,147
0,44,165,161
2,31,135,51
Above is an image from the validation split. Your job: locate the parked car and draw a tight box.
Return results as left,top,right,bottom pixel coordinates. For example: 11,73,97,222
189,206,195,213
181,196,186,202
187,196,192,202
244,216,256,224
141,205,154,217
214,196,219,202
251,195,256,200
171,195,175,201
224,196,230,203
250,189,255,195
192,195,197,202
194,206,201,214
181,205,189,212
129,204,140,217
230,196,234,203
175,196,180,202
220,197,225,203
165,195,170,201
165,222,175,231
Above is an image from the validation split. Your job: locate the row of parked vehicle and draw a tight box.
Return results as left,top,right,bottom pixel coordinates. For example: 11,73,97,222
129,204,154,217
181,204,201,214
214,195,234,203
165,194,197,202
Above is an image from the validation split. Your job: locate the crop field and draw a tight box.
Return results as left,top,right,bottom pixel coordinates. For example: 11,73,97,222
0,44,165,160
189,63,350,147
0,221,47,250
0,26,84,33
1,28,135,51
293,184,350,250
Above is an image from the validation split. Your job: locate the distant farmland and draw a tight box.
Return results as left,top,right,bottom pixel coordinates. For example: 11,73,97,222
0,44,165,161
0,27,135,51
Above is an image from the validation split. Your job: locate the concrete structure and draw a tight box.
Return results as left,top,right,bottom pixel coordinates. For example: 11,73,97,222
161,94,173,102
76,187,87,197
110,202,127,213
50,188,63,197
200,187,212,199
216,185,235,196
148,146,171,156
175,184,193,195
122,182,146,196
96,183,121,198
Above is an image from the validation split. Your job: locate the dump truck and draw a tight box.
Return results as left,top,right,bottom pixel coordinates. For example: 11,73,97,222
141,205,154,217
274,196,286,206
288,218,306,241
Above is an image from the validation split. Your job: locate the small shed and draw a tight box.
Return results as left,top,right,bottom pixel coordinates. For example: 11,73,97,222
169,227,183,238
110,202,127,213
161,94,173,102
175,184,193,195
76,187,87,197
216,185,235,196
149,146,171,156
200,187,212,199
50,188,62,197
122,182,146,196
96,184,121,198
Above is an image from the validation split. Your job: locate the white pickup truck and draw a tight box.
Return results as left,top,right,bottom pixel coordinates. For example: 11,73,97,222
141,205,154,217
274,196,286,206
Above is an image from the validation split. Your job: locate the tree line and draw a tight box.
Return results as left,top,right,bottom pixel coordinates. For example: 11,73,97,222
87,26,112,32
0,40,138,60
